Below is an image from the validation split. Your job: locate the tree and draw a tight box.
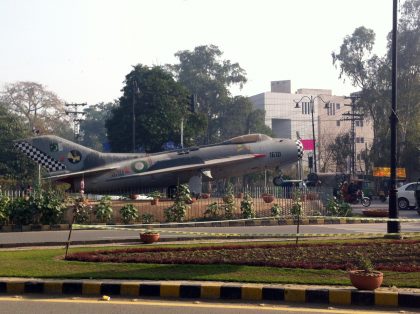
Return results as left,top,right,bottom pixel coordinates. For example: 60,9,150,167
332,0,420,179
328,133,352,173
106,65,195,153
218,96,274,140
79,102,117,151
0,81,69,135
0,103,36,181
167,45,248,144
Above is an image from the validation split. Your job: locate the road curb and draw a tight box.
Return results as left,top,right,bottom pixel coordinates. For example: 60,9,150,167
0,279,418,309
3,215,413,233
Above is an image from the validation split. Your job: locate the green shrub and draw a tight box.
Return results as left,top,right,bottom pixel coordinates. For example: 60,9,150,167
141,213,154,224
164,184,191,222
204,202,221,219
290,189,303,219
0,193,10,225
270,203,282,217
222,183,235,219
9,197,33,225
240,192,255,219
325,196,352,217
37,189,65,225
72,197,92,224
94,196,113,223
119,204,138,224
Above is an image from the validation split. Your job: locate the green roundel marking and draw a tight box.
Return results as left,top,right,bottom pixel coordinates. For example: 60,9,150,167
131,160,149,173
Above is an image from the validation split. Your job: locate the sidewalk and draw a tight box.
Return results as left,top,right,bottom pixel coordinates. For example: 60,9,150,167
0,278,419,309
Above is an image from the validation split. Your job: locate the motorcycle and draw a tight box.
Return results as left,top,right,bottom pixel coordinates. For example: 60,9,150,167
347,190,371,207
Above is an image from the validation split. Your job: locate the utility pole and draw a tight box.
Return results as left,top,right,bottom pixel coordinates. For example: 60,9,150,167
342,94,363,177
132,81,139,153
65,103,87,142
388,0,400,235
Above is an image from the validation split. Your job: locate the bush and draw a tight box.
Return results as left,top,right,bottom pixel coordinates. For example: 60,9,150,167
95,196,113,223
37,189,65,225
164,184,191,222
141,213,154,224
119,204,138,224
204,202,221,219
72,197,92,224
240,192,255,219
9,197,33,225
0,193,10,225
325,196,352,217
270,203,282,217
290,189,303,219
222,183,235,219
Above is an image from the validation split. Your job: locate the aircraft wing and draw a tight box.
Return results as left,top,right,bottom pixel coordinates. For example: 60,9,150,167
46,165,119,180
107,154,264,181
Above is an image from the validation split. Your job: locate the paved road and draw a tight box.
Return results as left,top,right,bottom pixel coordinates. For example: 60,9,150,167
0,203,418,246
0,296,414,314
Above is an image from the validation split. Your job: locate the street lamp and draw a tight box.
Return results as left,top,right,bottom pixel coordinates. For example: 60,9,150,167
293,95,329,173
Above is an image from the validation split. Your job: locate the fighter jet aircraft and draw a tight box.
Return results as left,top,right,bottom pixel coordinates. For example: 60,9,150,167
14,134,303,195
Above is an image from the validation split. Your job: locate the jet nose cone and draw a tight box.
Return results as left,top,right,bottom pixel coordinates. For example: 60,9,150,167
295,140,304,160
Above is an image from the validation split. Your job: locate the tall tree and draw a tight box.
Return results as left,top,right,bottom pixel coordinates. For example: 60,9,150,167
328,133,352,173
0,103,35,181
167,45,247,144
218,96,274,140
0,81,68,135
106,65,200,153
79,102,117,151
332,0,420,179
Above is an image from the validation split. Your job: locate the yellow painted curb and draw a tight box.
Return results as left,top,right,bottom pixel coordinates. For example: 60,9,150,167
375,291,398,307
160,284,180,297
201,285,220,299
284,288,306,302
241,286,262,300
120,283,140,296
329,289,351,305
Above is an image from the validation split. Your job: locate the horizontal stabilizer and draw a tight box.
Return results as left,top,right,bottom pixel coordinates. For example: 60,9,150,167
46,165,119,180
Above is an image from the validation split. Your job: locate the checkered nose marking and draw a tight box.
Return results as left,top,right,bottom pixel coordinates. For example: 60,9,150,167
14,141,66,172
295,140,304,160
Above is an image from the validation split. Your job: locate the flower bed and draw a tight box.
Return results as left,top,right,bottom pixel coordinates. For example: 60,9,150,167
66,240,420,272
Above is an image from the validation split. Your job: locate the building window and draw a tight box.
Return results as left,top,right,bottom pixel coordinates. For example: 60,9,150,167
356,137,360,143
357,153,361,160
360,137,364,143
360,120,364,127
336,103,340,110
327,103,336,116
336,120,340,126
355,121,359,127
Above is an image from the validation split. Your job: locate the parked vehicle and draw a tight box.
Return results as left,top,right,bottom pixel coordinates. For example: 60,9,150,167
346,190,371,207
397,182,419,209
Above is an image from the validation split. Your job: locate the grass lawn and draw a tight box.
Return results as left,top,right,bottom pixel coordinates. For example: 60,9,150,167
0,239,419,288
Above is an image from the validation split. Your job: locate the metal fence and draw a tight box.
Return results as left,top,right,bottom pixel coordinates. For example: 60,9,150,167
1,186,334,224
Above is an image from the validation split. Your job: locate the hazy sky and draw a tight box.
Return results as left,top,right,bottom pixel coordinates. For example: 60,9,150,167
0,0,394,105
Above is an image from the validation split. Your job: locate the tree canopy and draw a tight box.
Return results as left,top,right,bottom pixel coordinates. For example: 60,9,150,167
332,0,420,179
0,103,36,181
0,81,70,137
106,65,203,153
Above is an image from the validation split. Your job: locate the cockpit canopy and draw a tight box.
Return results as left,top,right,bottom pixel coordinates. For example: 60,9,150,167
223,134,272,144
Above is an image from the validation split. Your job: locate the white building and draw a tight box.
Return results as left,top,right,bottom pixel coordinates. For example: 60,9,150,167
249,80,374,174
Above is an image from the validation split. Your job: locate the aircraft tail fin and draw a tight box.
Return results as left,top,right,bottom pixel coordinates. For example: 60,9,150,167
14,135,104,174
